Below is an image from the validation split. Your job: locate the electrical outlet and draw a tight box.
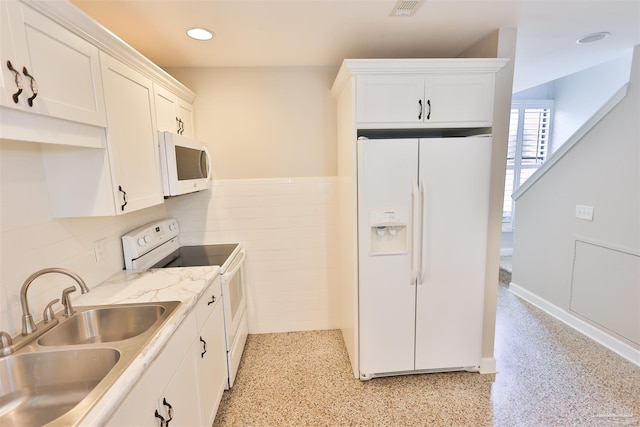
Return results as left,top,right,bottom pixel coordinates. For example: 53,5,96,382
575,205,594,221
94,238,108,262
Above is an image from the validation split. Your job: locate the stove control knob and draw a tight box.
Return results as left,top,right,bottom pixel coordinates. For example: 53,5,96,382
169,223,177,231
137,237,146,246
144,235,152,243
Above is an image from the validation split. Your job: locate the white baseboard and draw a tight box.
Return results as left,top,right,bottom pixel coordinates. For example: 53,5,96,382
479,357,497,374
509,282,640,367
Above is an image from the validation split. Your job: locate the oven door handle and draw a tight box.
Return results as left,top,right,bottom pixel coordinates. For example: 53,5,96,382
223,249,246,280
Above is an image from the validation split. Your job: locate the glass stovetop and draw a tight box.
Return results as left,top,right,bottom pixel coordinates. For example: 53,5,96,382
176,244,239,268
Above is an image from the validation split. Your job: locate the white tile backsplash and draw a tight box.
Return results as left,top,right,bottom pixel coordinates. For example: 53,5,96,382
1,139,339,336
0,140,167,336
166,177,339,333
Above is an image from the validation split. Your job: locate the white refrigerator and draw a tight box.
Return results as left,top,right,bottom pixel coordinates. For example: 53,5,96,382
357,136,492,378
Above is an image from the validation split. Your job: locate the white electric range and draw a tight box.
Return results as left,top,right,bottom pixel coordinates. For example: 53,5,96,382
122,218,248,389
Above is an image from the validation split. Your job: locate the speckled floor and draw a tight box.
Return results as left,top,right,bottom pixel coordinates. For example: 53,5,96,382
213,285,640,426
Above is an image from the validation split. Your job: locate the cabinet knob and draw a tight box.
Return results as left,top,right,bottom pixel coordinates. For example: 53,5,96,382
6,61,23,104
22,66,38,107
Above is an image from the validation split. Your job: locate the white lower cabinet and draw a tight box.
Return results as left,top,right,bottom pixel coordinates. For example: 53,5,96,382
158,339,203,427
106,313,199,427
196,287,227,425
107,277,227,426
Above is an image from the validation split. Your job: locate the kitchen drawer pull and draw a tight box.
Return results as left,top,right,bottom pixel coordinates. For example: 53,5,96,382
6,61,23,104
426,99,431,120
207,295,216,305
418,99,422,120
200,336,207,358
22,66,38,107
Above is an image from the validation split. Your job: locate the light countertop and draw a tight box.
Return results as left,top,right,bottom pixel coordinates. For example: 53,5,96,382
73,266,220,426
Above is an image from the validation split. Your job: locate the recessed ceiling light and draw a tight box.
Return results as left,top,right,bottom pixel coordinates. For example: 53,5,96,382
576,32,611,44
187,28,214,41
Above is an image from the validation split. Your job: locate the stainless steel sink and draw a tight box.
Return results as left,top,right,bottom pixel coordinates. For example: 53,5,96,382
38,304,168,346
0,300,181,426
0,348,119,426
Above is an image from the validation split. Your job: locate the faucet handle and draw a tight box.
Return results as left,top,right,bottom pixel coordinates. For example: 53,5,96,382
43,298,60,323
61,286,77,317
0,331,12,349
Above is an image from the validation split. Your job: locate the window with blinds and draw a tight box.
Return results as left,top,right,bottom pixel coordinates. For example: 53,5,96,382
503,101,553,230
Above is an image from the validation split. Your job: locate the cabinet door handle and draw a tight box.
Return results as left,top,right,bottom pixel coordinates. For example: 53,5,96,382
21,66,38,107
6,61,23,104
200,336,207,358
418,99,423,120
162,398,174,424
207,295,216,305
426,99,431,120
118,185,128,211
176,117,184,135
154,410,167,427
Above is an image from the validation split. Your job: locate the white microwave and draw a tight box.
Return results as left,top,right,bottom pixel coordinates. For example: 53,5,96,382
158,131,212,197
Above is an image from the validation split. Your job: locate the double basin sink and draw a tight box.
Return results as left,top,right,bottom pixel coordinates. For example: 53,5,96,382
0,300,181,426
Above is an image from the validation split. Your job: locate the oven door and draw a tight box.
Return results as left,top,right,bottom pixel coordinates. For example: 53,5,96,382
221,248,248,387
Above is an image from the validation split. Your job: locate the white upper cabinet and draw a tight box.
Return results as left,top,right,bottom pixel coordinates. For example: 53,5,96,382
99,52,163,214
333,58,509,130
356,73,495,128
356,75,424,124
0,1,106,127
42,53,164,217
154,83,195,137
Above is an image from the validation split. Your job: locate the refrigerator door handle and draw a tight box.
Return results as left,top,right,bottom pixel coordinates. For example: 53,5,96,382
418,179,427,285
410,180,420,285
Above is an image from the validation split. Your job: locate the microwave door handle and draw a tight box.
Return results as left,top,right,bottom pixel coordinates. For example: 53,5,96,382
200,147,213,181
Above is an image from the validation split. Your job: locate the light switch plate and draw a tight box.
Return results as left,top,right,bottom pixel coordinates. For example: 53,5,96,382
575,205,594,221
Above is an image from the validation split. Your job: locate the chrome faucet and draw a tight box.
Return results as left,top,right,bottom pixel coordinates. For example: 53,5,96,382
20,268,90,335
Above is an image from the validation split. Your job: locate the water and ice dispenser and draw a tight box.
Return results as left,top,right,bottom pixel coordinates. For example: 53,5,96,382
368,209,408,255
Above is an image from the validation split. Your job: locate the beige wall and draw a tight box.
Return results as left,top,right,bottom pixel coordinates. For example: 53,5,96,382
0,140,167,335
165,66,338,180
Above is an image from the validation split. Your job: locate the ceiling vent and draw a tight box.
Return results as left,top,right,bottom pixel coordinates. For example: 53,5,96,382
390,0,422,17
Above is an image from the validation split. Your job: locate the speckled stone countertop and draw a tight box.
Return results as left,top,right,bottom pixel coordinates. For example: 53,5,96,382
71,266,220,426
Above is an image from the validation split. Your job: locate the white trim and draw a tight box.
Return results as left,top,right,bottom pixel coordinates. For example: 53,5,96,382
331,58,509,96
211,176,338,186
573,235,640,257
24,0,196,102
500,248,513,256
513,83,630,201
509,282,640,367
479,357,497,374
